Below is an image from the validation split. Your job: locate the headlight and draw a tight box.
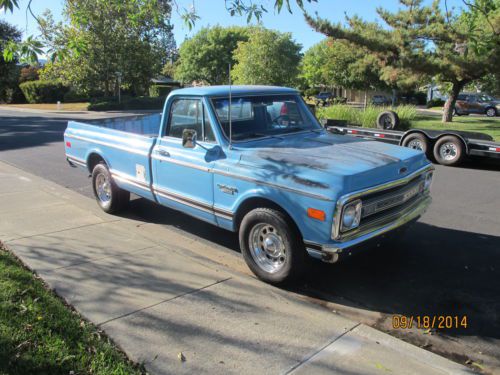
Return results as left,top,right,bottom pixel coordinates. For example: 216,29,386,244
424,171,433,191
341,199,362,232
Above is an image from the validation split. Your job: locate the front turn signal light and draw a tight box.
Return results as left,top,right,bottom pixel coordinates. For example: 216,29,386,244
307,208,326,221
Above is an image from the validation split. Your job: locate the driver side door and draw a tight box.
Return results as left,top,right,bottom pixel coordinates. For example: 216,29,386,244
152,97,218,224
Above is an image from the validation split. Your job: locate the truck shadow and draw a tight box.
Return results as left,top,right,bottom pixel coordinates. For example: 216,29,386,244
120,199,500,341
293,222,500,341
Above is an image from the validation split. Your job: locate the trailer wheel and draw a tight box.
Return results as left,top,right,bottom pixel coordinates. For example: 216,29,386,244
376,111,400,130
433,136,465,166
92,163,130,213
402,133,429,154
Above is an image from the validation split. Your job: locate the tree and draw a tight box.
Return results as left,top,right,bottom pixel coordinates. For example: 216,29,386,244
175,26,250,85
300,38,388,93
0,20,21,102
231,27,302,86
306,0,500,122
38,0,175,96
1,0,317,63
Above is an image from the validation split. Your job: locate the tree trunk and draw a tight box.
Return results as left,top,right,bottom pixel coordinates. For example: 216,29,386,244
442,81,465,123
363,90,367,110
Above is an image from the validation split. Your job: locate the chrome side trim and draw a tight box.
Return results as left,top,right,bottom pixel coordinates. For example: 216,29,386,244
151,153,211,172
212,169,333,202
65,134,149,156
109,169,233,220
332,164,434,240
66,155,87,167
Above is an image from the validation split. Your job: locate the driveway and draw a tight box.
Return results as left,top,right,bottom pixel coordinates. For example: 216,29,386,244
1,108,499,372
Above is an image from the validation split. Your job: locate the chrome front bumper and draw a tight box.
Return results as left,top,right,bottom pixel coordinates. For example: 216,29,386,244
306,194,432,263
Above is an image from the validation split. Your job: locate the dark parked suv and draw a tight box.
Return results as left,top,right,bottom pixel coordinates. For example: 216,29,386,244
455,93,499,117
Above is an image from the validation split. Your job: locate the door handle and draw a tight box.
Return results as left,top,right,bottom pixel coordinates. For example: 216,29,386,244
158,149,170,157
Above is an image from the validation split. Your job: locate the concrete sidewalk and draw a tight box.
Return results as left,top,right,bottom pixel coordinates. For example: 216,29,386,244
0,160,474,375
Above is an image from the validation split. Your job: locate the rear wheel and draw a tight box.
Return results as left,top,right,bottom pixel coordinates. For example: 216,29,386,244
486,107,497,117
433,136,465,166
239,208,307,285
92,163,129,213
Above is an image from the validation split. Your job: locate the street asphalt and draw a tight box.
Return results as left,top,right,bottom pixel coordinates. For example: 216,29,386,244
1,107,499,373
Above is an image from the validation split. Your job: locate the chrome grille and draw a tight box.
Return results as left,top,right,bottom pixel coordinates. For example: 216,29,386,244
361,179,425,219
332,165,433,241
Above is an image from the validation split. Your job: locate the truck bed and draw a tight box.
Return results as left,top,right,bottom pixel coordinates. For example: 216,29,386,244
87,113,162,137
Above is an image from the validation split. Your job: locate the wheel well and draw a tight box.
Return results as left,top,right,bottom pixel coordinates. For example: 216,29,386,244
234,197,302,236
86,153,105,173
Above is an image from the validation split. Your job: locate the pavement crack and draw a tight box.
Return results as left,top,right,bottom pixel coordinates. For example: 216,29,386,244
98,277,232,326
5,219,123,243
284,322,361,374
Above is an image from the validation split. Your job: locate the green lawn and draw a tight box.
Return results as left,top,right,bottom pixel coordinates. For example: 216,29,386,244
0,243,144,375
410,115,500,141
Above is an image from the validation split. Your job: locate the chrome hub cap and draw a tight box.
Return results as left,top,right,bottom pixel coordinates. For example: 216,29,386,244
250,223,286,273
439,142,458,161
407,139,423,150
486,108,495,117
95,173,111,203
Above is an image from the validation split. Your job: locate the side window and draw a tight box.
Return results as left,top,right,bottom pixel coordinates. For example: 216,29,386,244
167,99,202,139
203,106,216,143
457,95,466,101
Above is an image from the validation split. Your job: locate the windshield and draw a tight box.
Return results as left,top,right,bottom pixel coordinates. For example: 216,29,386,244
211,94,322,141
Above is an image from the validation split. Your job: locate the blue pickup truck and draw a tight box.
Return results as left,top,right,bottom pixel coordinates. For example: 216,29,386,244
64,86,433,284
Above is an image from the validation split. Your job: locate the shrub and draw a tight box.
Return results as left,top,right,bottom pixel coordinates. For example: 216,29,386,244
316,104,417,130
426,98,445,108
149,85,172,97
63,90,89,103
19,81,69,103
87,96,166,111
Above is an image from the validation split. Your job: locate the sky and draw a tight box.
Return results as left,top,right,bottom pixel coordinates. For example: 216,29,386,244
1,0,465,52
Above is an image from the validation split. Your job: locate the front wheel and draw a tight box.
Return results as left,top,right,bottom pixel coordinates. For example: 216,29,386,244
402,133,429,155
92,163,130,213
239,208,308,284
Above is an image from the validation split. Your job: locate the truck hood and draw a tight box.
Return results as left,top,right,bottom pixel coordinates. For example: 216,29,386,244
237,131,430,197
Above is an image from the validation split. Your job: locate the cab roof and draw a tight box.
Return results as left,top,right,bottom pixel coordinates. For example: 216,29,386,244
168,85,298,97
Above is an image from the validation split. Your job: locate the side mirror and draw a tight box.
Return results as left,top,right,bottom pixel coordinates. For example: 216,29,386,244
182,129,197,149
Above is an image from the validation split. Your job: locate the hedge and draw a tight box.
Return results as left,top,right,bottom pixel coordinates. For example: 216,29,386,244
87,96,166,111
19,81,69,104
149,85,172,97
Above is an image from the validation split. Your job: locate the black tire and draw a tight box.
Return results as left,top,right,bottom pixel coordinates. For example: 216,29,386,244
485,107,497,117
453,108,461,116
376,110,400,130
239,208,308,285
402,133,429,155
433,136,465,166
91,162,130,213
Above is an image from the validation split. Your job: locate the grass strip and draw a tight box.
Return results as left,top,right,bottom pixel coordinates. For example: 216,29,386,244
0,241,145,375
